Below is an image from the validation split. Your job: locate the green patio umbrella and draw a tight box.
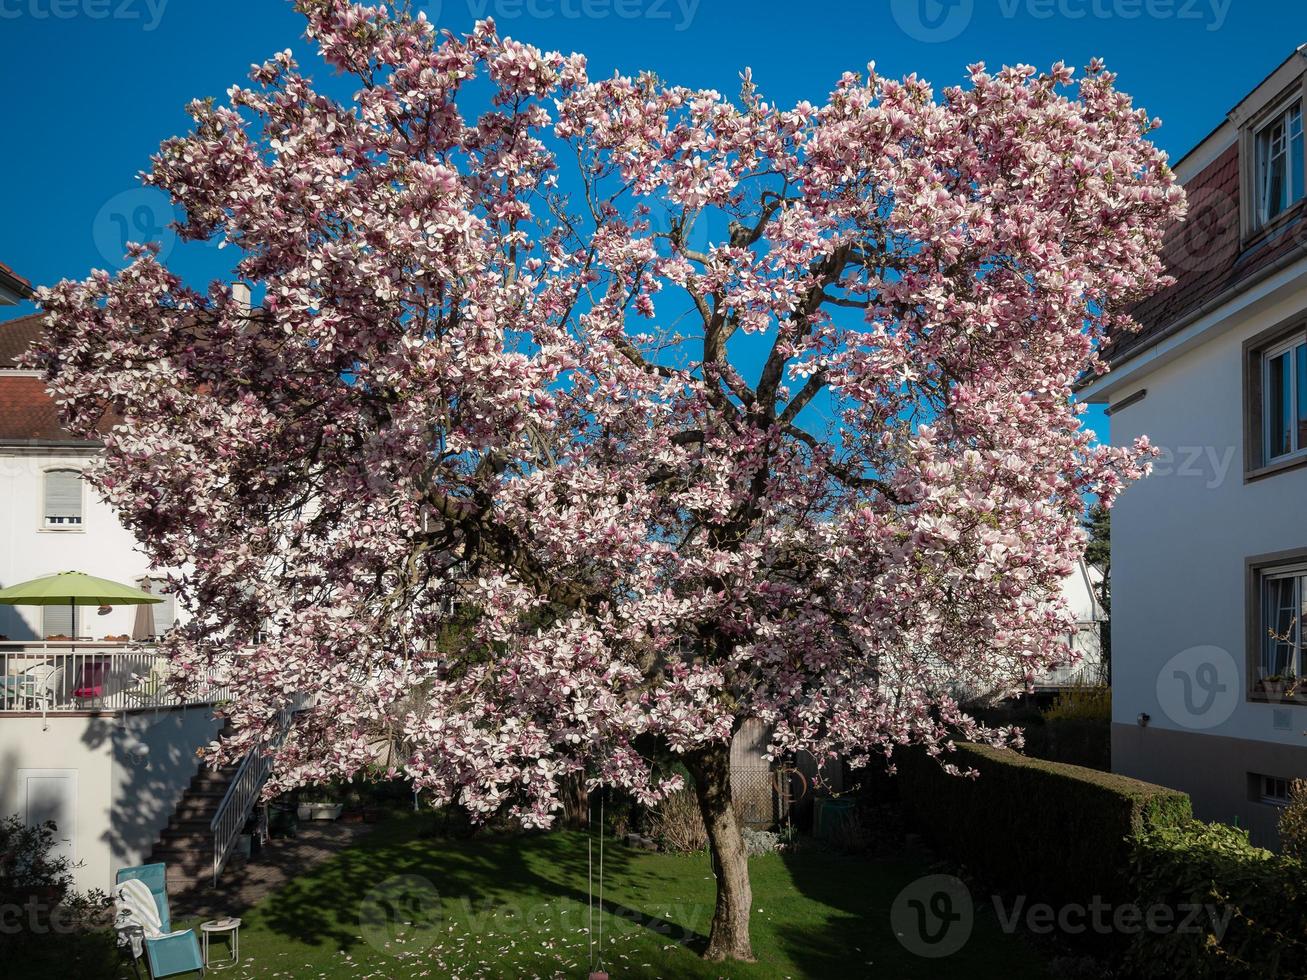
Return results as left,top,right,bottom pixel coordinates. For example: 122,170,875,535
0,570,162,640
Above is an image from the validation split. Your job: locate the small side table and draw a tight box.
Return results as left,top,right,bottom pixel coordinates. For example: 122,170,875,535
200,917,241,970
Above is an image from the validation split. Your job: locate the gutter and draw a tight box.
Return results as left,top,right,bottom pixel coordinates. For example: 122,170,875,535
0,439,104,450
0,267,34,300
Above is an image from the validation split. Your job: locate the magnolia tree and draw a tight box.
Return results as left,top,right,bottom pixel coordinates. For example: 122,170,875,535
34,0,1182,960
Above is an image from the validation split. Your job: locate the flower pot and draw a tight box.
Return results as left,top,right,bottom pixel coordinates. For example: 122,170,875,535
297,803,344,821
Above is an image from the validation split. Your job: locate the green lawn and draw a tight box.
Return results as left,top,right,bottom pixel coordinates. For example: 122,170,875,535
158,814,1049,979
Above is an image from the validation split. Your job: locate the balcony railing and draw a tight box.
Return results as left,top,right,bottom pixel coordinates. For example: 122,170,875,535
0,642,228,714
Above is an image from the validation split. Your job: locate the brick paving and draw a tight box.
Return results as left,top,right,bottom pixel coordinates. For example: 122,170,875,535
169,820,376,919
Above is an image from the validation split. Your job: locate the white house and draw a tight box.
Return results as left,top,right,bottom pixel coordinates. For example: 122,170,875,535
1080,48,1307,847
0,291,249,893
1033,558,1107,692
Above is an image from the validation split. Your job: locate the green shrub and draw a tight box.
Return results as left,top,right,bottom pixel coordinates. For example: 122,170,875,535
895,743,1190,909
1279,778,1307,863
1042,685,1111,724
1126,819,1307,979
647,787,708,853
0,815,74,900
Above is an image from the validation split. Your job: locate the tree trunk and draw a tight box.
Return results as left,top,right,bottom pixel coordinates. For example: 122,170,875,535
686,742,755,961
559,773,589,830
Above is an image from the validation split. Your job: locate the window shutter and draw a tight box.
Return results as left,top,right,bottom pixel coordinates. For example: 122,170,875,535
42,604,73,639
44,470,83,526
155,592,176,635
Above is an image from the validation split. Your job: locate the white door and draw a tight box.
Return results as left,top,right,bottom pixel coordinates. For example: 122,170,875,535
19,769,78,865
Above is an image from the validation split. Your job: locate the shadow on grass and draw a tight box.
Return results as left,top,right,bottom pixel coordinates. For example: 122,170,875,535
253,817,709,955
776,847,1050,980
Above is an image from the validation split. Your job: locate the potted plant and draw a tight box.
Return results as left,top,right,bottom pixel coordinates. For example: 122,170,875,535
296,784,344,821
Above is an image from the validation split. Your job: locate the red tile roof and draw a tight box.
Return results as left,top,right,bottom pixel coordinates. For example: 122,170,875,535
1109,142,1307,367
0,313,110,444
0,375,79,442
0,312,48,368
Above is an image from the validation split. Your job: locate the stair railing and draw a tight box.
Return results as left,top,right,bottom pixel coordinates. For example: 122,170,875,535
209,705,295,885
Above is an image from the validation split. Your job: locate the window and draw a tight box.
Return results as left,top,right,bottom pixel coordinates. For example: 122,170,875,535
42,469,83,528
1256,99,1305,227
1262,333,1307,462
1247,326,1307,474
42,604,73,639
1258,563,1307,683
1256,773,1293,806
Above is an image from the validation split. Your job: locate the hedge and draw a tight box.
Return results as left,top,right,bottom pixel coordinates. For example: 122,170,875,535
1126,820,1307,979
895,743,1191,909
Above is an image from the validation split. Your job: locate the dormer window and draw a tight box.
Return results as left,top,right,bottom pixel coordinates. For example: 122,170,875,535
1255,98,1304,228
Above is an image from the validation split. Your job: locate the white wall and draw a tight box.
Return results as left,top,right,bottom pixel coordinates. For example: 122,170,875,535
108,706,221,876
0,708,220,892
0,448,162,640
0,716,114,891
1108,284,1307,746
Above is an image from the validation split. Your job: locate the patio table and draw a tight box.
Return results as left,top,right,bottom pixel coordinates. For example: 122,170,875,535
0,675,22,709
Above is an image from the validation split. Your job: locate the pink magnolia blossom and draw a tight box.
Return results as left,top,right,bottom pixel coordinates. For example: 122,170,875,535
30,1,1181,960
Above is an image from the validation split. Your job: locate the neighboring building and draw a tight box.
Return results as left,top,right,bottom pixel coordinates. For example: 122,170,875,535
1080,49,1307,847
1034,558,1108,692
0,288,253,894
0,260,32,306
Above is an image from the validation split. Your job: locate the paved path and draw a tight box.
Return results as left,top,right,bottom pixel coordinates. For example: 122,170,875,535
171,820,375,919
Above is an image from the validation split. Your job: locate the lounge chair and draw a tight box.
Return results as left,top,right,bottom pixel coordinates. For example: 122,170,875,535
72,658,110,707
114,863,205,977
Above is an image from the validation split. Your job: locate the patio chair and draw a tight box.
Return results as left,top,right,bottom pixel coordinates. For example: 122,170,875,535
114,863,205,977
72,658,110,708
123,660,169,709
21,664,65,716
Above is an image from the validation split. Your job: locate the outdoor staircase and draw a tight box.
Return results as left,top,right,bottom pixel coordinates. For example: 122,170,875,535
148,760,243,890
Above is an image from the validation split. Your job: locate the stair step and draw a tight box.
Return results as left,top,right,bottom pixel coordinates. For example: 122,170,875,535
159,835,212,850
162,818,215,833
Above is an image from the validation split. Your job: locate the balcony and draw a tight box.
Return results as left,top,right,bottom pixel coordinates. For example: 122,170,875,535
0,641,227,714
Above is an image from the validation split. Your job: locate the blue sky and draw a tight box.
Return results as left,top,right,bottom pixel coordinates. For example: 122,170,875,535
1,0,1303,443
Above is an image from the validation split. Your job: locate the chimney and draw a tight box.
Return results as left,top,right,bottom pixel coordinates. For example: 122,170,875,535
231,282,252,310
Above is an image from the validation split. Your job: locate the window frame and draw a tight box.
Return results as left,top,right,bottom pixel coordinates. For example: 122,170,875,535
39,467,85,532
1244,318,1307,481
1247,547,1307,703
1240,77,1307,241
1257,773,1293,807
1260,331,1307,464
1253,96,1305,229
